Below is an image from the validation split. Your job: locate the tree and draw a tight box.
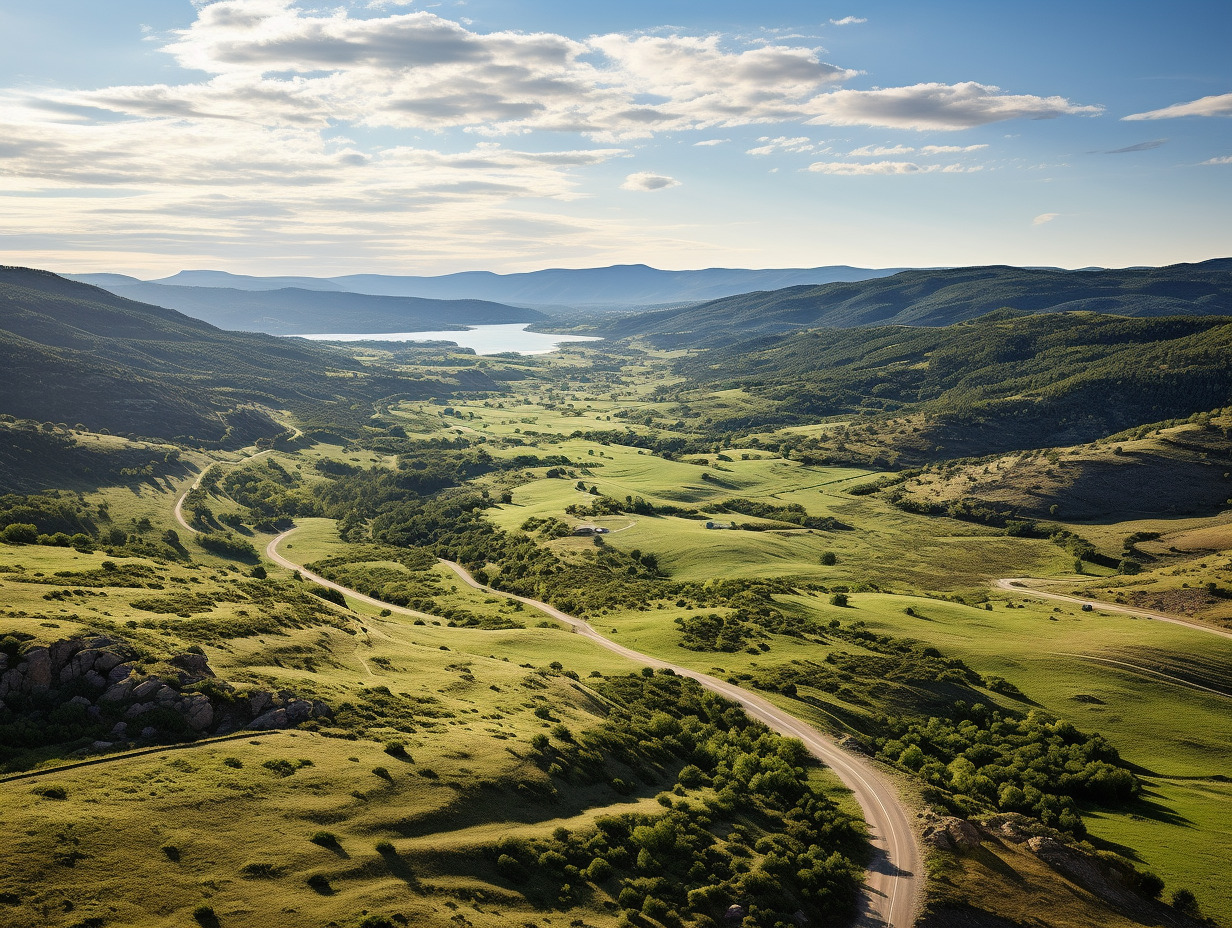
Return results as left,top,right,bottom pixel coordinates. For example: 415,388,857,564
829,592,849,607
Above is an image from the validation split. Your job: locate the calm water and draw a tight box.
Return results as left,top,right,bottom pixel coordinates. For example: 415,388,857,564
302,323,601,356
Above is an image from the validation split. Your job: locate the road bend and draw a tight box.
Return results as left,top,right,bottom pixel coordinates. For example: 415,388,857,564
995,578,1232,642
263,524,921,927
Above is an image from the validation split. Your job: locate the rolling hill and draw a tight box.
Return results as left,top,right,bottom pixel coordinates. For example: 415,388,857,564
0,267,449,444
75,281,543,336
604,259,1232,345
675,310,1232,459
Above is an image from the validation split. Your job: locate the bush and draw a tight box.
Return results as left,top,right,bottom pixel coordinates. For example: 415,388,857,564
306,873,333,894
192,905,217,926
383,740,410,759
1,523,38,544
310,831,340,848
1172,889,1201,918
32,785,67,800
375,840,396,855
820,551,837,566
829,592,849,607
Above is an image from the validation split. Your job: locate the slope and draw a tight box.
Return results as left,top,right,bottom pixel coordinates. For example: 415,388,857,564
96,282,543,335
0,267,431,444
675,311,1232,459
604,258,1232,345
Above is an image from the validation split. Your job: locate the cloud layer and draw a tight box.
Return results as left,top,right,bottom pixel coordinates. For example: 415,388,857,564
0,1,1105,271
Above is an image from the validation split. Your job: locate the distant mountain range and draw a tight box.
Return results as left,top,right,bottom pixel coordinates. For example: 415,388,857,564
600,258,1232,345
69,264,907,310
59,281,543,336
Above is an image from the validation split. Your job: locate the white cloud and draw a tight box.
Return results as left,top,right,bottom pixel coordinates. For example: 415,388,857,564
747,136,818,155
848,144,914,156
1201,155,1232,165
1124,92,1232,121
920,143,988,154
693,138,729,146
1033,212,1059,225
621,171,681,191
807,160,980,175
829,17,867,26
804,82,1102,130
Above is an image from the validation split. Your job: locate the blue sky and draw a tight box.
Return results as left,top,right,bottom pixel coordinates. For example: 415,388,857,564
2,0,1229,276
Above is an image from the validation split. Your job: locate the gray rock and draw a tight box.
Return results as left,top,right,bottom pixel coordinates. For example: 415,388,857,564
247,708,288,730
68,695,92,707
23,648,53,690
250,692,273,715
944,818,982,851
102,678,136,702
154,685,178,705
83,669,106,690
184,697,213,731
110,721,128,737
125,702,153,718
92,741,114,751
131,678,161,700
139,726,157,740
106,662,134,684
93,651,124,674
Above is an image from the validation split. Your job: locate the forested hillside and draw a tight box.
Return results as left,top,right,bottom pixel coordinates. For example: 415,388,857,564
607,259,1232,345
0,267,457,444
674,311,1232,458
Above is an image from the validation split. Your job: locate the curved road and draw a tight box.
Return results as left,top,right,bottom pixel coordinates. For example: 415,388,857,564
173,448,271,536
267,528,921,928
995,578,1232,642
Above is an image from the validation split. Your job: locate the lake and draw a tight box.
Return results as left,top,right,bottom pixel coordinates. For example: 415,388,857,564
302,323,601,356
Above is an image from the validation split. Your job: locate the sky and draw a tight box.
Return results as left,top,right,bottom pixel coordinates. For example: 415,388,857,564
1,0,1230,277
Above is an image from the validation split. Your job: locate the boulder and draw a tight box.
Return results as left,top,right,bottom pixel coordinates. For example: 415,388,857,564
83,669,107,690
184,697,214,731
102,678,136,702
23,648,53,691
248,708,288,730
131,679,162,700
106,662,134,684
944,818,982,851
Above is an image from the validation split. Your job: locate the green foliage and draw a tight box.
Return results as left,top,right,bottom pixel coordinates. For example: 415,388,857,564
493,671,865,927
195,532,259,562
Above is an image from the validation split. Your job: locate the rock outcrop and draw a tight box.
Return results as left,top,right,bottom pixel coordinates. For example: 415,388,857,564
0,635,330,756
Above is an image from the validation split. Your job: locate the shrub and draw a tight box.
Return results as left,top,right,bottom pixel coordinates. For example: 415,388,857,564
820,551,837,566
306,873,332,894
310,831,340,848
382,740,410,759
375,840,396,855
192,905,217,926
829,592,849,607
33,785,67,800
372,766,391,781
222,757,243,769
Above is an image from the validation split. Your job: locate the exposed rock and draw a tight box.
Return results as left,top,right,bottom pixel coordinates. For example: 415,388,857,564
23,648,53,690
106,662,134,685
130,679,162,700
944,818,982,851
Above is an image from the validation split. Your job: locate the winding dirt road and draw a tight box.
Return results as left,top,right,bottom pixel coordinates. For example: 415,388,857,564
173,448,271,536
266,527,921,928
994,578,1232,642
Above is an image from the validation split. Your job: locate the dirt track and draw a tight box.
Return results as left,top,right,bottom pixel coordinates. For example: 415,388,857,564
263,526,921,928
994,578,1232,641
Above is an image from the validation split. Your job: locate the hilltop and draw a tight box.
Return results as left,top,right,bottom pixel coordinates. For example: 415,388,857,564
672,310,1232,460
0,267,471,445
604,259,1232,345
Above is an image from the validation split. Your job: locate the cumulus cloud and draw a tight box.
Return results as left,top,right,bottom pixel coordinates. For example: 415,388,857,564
1033,212,1059,225
621,171,681,191
807,160,979,175
829,17,867,26
1202,155,1232,165
804,82,1101,130
1124,92,1232,121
